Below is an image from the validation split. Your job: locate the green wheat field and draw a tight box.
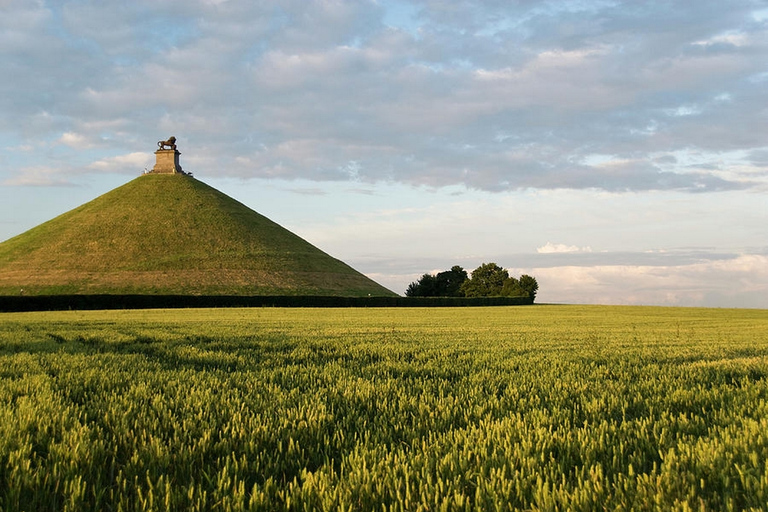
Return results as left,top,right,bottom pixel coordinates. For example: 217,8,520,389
1,305,767,511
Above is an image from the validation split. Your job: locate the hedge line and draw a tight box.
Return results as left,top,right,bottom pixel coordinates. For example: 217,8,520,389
0,294,533,312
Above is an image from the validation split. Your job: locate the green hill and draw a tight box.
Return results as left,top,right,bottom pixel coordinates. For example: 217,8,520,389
0,174,395,297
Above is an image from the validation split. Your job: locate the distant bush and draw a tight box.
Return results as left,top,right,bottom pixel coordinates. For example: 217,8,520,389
406,266,468,297
407,263,539,302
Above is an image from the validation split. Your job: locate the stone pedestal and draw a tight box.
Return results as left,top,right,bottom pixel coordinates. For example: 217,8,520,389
152,149,183,174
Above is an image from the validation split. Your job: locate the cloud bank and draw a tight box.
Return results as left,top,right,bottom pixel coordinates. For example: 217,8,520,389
510,254,768,308
2,0,767,192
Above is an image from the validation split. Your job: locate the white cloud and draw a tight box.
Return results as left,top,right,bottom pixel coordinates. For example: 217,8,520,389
537,242,593,254
87,152,153,173
1,167,75,187
692,31,750,48
59,132,96,149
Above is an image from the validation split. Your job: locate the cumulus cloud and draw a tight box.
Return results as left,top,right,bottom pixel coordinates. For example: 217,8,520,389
537,242,593,254
59,132,96,149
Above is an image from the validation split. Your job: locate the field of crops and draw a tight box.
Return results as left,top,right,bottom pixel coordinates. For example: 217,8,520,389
1,305,767,511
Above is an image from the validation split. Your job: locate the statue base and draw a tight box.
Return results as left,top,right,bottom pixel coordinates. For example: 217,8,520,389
151,149,183,174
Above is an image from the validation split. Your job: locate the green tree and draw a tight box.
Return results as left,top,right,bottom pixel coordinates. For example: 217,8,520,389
501,276,526,297
410,263,538,302
460,263,509,297
518,274,539,301
405,266,468,297
406,273,437,297
437,265,469,296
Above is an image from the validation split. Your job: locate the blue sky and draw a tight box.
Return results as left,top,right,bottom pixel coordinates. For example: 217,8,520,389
1,0,767,307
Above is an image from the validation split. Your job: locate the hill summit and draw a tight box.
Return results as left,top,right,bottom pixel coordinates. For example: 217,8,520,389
0,174,395,297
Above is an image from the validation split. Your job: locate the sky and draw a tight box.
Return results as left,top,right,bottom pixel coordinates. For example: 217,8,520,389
1,0,767,307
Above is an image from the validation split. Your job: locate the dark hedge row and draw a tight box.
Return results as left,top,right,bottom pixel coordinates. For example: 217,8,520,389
0,294,533,312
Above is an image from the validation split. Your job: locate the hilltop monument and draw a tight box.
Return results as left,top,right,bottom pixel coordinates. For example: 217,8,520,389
0,139,396,297
151,136,184,174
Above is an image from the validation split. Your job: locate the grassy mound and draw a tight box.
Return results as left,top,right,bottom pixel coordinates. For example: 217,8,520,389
0,174,395,296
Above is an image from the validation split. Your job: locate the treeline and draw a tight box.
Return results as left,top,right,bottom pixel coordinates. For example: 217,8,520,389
406,263,538,302
0,294,532,312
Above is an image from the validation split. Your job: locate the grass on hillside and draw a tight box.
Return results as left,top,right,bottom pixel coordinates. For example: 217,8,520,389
0,174,395,297
1,305,767,511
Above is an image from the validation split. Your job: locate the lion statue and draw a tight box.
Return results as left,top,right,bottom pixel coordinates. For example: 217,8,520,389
157,136,177,150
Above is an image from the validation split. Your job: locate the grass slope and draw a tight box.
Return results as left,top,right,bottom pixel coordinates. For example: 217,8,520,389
0,174,395,296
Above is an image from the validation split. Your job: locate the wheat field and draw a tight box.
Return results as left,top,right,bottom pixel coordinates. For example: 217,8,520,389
1,305,766,510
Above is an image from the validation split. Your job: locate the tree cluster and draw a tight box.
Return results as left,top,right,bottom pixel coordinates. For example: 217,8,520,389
406,263,538,301
405,266,468,298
